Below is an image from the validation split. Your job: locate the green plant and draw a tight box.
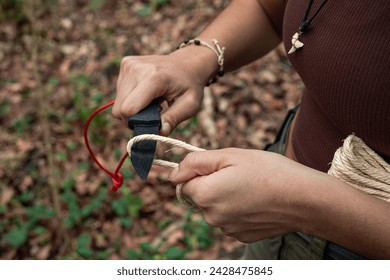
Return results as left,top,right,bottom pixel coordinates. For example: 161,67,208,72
1,203,54,249
0,0,27,22
61,177,80,228
89,0,104,10
183,211,215,250
76,233,94,259
126,242,186,260
61,175,107,228
111,188,143,228
135,0,169,17
12,113,32,134
2,223,29,249
0,99,10,117
80,189,106,218
173,116,198,135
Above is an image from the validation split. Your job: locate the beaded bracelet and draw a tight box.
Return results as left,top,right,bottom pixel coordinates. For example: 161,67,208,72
178,38,225,86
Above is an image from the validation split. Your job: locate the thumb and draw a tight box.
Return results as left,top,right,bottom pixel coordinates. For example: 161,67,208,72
169,150,232,184
160,91,202,136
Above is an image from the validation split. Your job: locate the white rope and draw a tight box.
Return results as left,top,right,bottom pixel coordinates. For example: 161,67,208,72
127,133,390,209
127,134,205,208
327,134,390,202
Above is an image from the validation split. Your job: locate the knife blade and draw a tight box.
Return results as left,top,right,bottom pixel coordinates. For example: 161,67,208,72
128,99,161,180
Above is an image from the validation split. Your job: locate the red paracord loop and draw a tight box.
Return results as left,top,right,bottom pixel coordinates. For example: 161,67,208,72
83,100,128,192
111,173,123,192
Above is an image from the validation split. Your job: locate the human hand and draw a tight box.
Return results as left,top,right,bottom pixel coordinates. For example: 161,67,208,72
112,48,217,136
169,148,325,243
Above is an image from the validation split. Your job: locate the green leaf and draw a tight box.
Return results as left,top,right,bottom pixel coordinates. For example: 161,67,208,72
140,242,154,253
62,190,81,228
126,249,141,260
17,191,34,203
136,5,151,17
2,224,29,248
121,168,134,180
91,92,104,104
127,193,143,218
89,0,104,9
13,114,32,134
119,217,132,229
66,140,78,150
0,99,10,116
153,0,168,6
26,204,55,219
76,234,93,259
33,226,48,235
80,204,94,218
78,162,90,171
47,77,58,86
112,198,127,217
96,250,110,260
80,190,106,218
55,151,67,162
62,177,76,190
165,246,186,260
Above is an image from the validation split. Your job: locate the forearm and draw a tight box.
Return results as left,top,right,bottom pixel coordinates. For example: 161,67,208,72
170,0,284,85
198,0,283,71
299,171,390,259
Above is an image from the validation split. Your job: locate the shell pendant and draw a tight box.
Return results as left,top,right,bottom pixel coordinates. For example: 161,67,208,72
288,32,304,54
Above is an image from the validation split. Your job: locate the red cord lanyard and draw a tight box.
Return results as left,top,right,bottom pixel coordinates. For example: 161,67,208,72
83,100,127,191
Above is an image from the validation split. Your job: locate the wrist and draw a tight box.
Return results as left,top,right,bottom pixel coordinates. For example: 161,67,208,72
294,172,356,237
169,39,223,86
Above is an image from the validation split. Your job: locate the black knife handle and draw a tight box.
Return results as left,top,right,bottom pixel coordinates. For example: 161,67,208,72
127,99,161,130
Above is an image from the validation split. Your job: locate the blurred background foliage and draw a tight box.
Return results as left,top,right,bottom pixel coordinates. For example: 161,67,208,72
0,0,302,259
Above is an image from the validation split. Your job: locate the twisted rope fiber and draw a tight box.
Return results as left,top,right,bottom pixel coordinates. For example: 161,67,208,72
127,134,205,208
128,134,390,208
85,101,390,206
327,135,390,202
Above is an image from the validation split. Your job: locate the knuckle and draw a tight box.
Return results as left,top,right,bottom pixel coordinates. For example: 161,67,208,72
182,151,198,166
120,56,132,70
221,229,237,238
203,214,220,228
118,103,134,118
186,92,202,109
111,107,120,118
148,65,167,84
120,56,145,74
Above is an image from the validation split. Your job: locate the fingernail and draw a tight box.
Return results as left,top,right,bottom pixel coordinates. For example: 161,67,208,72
162,121,171,136
169,166,179,180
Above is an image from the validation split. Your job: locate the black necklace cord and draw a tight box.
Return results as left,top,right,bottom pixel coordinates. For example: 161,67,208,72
299,0,329,33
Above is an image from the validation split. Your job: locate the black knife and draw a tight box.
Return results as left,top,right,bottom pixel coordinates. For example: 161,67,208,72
127,99,161,180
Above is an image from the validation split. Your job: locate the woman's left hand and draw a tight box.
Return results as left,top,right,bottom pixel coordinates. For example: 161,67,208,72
169,148,325,243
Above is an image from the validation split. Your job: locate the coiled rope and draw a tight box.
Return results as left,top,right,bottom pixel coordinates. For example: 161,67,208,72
328,135,390,202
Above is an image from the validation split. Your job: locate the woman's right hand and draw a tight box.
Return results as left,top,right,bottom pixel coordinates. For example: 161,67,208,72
112,47,217,136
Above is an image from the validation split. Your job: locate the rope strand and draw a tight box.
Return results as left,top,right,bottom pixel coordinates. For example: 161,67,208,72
84,101,204,207
328,135,390,202
85,101,390,207
127,134,205,208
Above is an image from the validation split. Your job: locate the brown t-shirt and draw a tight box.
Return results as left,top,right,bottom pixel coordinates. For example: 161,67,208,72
283,0,390,172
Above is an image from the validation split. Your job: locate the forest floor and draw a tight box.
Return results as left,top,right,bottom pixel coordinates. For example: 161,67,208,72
0,0,302,260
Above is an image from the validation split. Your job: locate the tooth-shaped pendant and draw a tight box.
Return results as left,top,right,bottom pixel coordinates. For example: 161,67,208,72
288,32,304,54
